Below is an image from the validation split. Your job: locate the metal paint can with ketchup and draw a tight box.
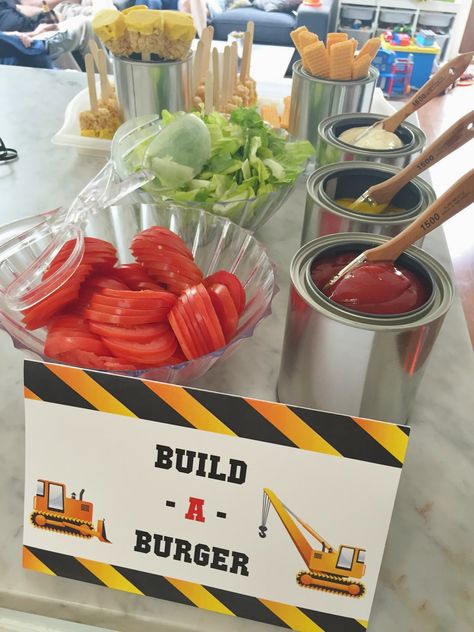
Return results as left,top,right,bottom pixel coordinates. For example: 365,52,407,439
277,233,453,424
301,162,436,246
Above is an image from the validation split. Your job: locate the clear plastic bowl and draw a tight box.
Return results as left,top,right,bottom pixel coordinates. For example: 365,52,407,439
111,115,297,232
0,203,277,384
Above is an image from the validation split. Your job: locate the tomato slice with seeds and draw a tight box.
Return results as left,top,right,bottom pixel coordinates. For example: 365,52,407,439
102,329,177,365
203,271,246,315
45,333,109,358
57,349,138,372
207,283,239,342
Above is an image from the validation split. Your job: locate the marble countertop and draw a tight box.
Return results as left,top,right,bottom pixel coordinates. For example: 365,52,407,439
0,66,473,632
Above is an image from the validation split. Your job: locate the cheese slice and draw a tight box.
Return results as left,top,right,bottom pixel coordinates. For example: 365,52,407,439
125,10,163,36
92,9,126,42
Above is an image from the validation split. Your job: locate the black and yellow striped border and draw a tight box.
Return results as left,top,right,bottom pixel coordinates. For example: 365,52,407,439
24,360,409,468
23,546,369,632
24,359,409,630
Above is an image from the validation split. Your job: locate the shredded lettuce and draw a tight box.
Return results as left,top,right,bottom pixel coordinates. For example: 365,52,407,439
129,107,314,212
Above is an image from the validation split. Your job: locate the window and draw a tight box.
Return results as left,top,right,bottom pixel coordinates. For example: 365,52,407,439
36,481,44,496
336,546,355,571
47,484,64,512
357,550,366,564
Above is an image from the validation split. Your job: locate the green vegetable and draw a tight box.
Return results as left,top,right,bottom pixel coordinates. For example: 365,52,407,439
123,107,314,220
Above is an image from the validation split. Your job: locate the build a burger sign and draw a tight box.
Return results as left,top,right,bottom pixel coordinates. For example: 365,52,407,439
23,360,409,631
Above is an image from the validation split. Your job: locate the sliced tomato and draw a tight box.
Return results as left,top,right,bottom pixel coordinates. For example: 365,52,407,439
102,329,177,364
192,284,226,351
83,275,129,291
207,283,239,342
113,264,163,291
132,228,193,259
177,297,209,357
93,289,177,309
48,313,91,334
45,333,109,358
84,309,166,326
168,307,199,360
88,321,169,342
203,271,246,315
86,302,169,320
57,349,138,371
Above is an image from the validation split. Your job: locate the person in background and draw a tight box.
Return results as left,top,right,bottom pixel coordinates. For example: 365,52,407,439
0,29,53,66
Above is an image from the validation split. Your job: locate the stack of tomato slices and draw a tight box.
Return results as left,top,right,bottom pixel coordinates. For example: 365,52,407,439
21,230,246,371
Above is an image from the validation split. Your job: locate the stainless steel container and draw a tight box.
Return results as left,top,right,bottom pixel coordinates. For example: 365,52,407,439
277,233,453,424
113,53,192,120
289,61,378,148
301,162,436,245
317,113,426,168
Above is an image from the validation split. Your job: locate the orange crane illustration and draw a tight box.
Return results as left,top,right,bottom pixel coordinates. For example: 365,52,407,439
31,479,110,543
259,488,366,597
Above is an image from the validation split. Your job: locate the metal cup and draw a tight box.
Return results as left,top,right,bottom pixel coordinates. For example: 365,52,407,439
277,233,454,424
316,113,426,168
289,61,379,148
113,53,192,120
301,162,436,245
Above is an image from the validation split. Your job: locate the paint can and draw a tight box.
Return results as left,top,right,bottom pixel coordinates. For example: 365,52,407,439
316,113,426,168
277,233,453,424
113,53,192,120
301,162,436,245
289,61,378,148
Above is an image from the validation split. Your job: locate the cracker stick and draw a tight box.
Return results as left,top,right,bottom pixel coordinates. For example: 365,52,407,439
299,30,318,51
352,53,371,80
329,40,353,80
350,38,357,57
230,41,238,89
260,104,280,128
281,96,291,130
290,26,308,56
326,32,348,52
201,25,214,84
223,44,231,104
302,41,330,79
358,37,381,61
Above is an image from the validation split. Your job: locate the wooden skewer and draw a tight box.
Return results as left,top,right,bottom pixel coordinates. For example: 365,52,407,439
97,49,112,100
84,53,98,112
200,25,214,85
222,45,231,106
239,21,254,82
204,70,213,115
88,39,100,68
230,41,238,91
212,47,220,111
193,40,204,95
142,51,151,62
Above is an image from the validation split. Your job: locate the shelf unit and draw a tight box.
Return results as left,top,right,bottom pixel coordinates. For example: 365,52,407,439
335,0,473,60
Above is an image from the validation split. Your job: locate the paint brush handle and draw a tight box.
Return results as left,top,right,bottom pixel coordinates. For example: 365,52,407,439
365,168,474,262
366,110,474,205
382,52,473,133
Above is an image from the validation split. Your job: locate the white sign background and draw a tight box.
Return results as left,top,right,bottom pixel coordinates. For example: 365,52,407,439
24,399,403,622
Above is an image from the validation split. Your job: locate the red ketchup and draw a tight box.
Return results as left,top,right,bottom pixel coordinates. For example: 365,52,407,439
311,252,429,315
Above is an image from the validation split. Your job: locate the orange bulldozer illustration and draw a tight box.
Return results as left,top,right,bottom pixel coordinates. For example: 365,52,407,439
259,488,366,597
31,479,110,543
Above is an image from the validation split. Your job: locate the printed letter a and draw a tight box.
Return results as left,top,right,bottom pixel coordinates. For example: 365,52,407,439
184,497,206,522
